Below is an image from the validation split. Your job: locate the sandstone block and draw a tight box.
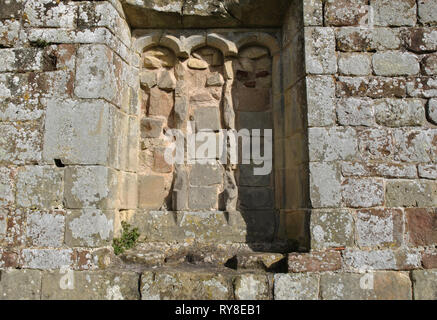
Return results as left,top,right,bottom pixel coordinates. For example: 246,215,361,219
141,271,232,300
325,0,368,26
320,272,412,300
310,162,342,208
418,164,437,179
371,0,417,26
355,209,403,247
0,167,14,207
288,251,342,273
274,273,319,300
41,270,139,300
338,53,372,76
305,27,337,74
374,98,426,127
64,166,118,209
74,44,116,102
422,54,437,75
0,269,42,300
194,107,221,131
43,98,113,165
342,178,384,208
406,28,437,52
306,75,336,127
412,270,437,300
310,209,354,250
373,52,419,76
392,129,436,163
234,274,270,300
405,208,437,246
190,163,222,186
336,97,375,126
188,186,218,210
21,249,73,270
138,175,167,210
26,209,65,247
407,77,437,98
309,127,358,162
418,0,437,25
65,209,114,247
16,166,63,209
386,180,437,207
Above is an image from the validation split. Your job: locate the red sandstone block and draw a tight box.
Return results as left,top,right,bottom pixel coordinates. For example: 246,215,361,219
405,208,437,246
288,251,342,273
422,252,437,269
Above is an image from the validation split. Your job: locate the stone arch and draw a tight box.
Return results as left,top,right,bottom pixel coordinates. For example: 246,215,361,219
206,33,238,57
134,33,188,58
235,32,280,56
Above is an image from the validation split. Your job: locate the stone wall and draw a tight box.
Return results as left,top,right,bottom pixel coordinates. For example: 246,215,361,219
0,0,436,300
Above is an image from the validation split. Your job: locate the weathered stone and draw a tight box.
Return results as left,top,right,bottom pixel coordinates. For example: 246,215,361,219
310,209,354,250
373,52,419,76
22,248,73,270
206,72,224,86
412,270,437,300
188,186,217,210
338,53,372,76
406,28,437,52
24,0,76,28
0,122,42,165
342,248,421,271
64,166,118,209
140,117,164,138
0,167,14,207
0,48,45,72
405,208,437,246
310,162,342,208
194,107,221,131
0,19,20,48
274,273,319,300
16,166,63,208
392,129,436,163
41,270,140,300
288,251,342,273
140,70,157,88
325,0,368,26
65,209,114,247
336,76,406,98
355,209,403,247
406,77,437,98
43,98,113,165
138,175,167,210
306,75,336,126
342,178,384,208
153,148,173,173
187,58,208,70
418,0,437,26
141,271,232,300
303,0,323,26
422,54,437,75
371,0,417,26
336,97,375,126
74,44,116,102
26,209,65,247
358,128,394,160
172,165,188,211
418,164,437,179
341,162,417,179
148,87,174,117
190,163,222,186
143,48,175,69
374,98,426,127
157,69,177,90
234,274,270,300
305,27,337,74
386,180,437,208
309,127,358,162
320,272,412,300
0,269,42,300
422,251,437,269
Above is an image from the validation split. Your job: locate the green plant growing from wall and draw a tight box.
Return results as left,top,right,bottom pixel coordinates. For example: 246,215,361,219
112,221,140,255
